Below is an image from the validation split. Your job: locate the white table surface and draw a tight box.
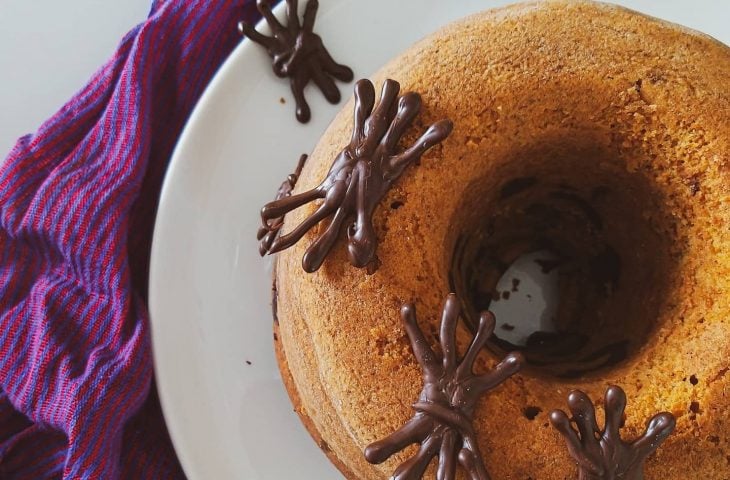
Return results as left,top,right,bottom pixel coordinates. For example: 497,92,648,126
0,1,151,157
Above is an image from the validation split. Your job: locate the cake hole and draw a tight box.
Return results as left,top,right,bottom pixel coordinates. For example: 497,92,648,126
523,406,542,420
390,200,405,210
448,138,677,379
689,374,699,386
500,176,538,199
690,401,701,414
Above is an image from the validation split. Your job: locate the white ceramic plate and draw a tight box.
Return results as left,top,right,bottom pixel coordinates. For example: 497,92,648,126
149,1,729,478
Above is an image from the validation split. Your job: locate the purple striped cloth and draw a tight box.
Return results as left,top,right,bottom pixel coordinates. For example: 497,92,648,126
0,1,264,477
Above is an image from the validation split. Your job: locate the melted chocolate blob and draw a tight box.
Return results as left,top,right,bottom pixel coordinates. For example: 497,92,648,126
238,0,354,123
258,79,452,272
364,294,523,480
550,386,675,480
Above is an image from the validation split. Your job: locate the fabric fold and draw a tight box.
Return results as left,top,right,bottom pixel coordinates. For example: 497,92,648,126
0,1,262,477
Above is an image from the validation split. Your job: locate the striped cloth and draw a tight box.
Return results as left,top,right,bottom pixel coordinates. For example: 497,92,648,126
0,1,264,478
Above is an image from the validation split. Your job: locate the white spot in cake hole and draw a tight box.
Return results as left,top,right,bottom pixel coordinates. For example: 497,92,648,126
490,250,560,346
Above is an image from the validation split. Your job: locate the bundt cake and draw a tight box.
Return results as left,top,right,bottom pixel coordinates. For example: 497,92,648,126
263,1,730,478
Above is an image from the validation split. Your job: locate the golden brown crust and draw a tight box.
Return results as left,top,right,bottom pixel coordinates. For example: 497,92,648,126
274,320,358,479
274,1,730,478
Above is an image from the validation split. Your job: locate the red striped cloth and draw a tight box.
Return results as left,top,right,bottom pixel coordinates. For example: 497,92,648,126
0,1,263,477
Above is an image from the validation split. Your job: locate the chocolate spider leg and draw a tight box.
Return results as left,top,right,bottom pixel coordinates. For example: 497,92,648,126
286,0,300,33
347,163,377,266
412,402,473,436
260,213,285,235
301,172,359,271
549,409,604,474
258,230,277,256
256,0,286,35
308,57,342,103
260,187,322,225
381,92,422,153
268,180,347,253
290,69,312,123
631,412,676,457
401,303,442,380
301,207,348,271
389,119,453,174
281,34,306,74
237,21,275,48
439,294,460,376
456,311,496,381
317,45,355,82
293,153,308,177
458,449,479,480
458,443,490,480
362,80,401,152
437,429,459,480
470,352,523,397
603,385,627,442
283,153,308,187
257,224,271,241
567,391,601,445
392,431,442,480
302,0,319,33
260,154,308,240
351,80,376,145
463,432,491,480
565,391,606,476
364,415,434,464
549,409,596,470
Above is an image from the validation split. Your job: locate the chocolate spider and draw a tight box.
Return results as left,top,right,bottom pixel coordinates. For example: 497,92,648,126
257,153,307,255
238,0,354,123
258,79,453,272
550,386,676,480
365,294,524,480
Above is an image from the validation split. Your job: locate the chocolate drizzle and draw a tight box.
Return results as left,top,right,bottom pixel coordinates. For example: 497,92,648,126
258,79,453,272
550,386,675,480
364,294,524,480
257,154,307,255
238,0,354,123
